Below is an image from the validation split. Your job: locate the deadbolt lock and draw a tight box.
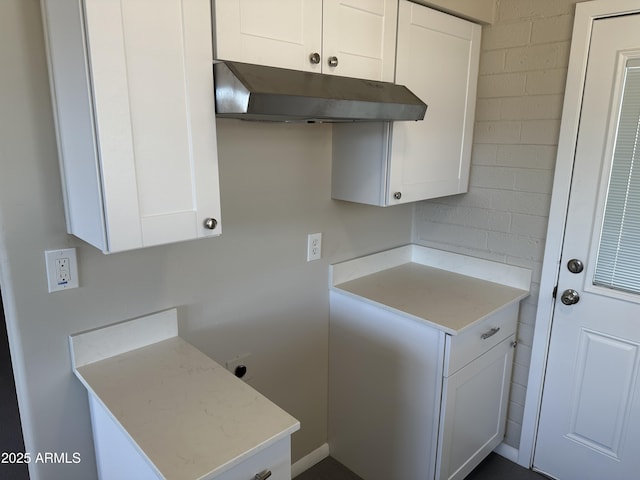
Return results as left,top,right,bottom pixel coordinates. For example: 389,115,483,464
567,258,584,274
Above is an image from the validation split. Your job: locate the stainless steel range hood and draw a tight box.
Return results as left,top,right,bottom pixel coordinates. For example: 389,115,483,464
213,61,427,123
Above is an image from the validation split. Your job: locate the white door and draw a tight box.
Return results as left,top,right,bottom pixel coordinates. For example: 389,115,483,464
534,14,640,479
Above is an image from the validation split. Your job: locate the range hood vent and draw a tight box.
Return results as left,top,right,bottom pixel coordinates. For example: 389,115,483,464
213,61,427,123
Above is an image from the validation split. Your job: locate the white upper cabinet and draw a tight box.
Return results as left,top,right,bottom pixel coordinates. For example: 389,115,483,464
42,0,222,253
322,0,398,81
390,2,480,203
213,0,322,73
212,0,398,82
332,1,481,205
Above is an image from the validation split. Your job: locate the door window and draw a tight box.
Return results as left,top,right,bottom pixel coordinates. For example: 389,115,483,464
594,60,640,294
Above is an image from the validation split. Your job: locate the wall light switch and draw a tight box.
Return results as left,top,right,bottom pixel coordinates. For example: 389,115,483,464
45,248,79,292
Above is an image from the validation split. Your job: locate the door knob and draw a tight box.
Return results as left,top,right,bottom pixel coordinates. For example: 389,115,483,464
567,258,584,274
560,289,580,305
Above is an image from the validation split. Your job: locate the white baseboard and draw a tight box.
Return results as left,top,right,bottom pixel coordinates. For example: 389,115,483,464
494,442,519,463
291,443,330,478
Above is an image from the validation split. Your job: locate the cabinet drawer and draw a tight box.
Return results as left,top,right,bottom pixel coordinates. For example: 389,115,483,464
214,437,291,480
444,303,518,377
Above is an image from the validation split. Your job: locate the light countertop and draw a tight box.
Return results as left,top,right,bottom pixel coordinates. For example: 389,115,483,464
330,245,531,335
70,309,300,480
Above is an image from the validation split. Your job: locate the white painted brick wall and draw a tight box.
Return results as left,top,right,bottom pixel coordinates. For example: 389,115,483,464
413,0,582,449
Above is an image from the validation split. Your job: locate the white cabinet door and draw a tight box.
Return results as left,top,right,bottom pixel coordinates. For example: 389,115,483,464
387,1,480,204
213,0,323,72
43,0,222,253
322,0,397,81
212,0,397,81
437,335,515,480
331,1,480,206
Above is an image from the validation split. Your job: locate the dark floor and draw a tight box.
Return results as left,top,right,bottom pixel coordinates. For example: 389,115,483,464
463,453,549,480
296,453,548,480
0,292,29,480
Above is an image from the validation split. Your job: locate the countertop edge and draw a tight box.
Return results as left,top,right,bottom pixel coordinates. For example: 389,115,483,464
330,286,528,335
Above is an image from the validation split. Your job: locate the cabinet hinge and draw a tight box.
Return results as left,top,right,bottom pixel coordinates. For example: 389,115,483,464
552,285,558,299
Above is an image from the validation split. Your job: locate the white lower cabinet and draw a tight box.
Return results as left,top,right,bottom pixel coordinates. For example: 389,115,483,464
90,391,291,480
437,334,515,480
71,311,299,480
329,292,518,480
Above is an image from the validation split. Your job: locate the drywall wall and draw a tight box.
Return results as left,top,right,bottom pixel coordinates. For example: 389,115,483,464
0,1,413,479
414,0,579,449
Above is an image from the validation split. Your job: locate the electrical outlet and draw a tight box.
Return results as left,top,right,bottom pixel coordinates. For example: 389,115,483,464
225,353,253,381
56,258,70,283
307,233,322,262
45,248,79,293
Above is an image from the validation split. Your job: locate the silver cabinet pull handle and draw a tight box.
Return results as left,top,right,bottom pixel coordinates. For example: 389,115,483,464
481,327,500,340
328,55,339,67
309,52,320,64
255,470,272,480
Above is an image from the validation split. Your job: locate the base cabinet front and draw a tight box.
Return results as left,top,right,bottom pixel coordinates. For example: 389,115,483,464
329,291,517,480
329,291,444,480
437,335,516,480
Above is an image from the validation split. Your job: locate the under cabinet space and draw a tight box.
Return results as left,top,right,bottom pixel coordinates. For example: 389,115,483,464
212,0,398,82
42,0,222,253
331,1,481,205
